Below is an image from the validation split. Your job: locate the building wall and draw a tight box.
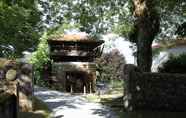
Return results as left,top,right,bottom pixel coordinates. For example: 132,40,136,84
124,64,186,111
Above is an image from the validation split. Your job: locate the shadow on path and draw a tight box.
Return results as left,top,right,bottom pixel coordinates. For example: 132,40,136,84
34,86,117,118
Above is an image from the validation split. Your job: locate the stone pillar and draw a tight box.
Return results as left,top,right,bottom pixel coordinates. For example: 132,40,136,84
123,64,141,111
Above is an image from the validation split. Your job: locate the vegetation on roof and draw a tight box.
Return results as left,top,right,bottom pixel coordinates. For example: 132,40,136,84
48,34,95,41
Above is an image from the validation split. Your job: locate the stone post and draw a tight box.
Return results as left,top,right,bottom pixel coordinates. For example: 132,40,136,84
123,64,141,111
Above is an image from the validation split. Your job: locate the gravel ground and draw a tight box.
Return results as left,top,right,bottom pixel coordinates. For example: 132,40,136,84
34,86,118,118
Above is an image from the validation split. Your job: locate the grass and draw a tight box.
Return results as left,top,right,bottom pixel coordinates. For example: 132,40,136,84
18,97,52,118
84,80,125,118
84,94,101,102
100,96,124,118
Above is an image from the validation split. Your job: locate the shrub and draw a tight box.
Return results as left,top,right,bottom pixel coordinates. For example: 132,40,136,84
158,54,186,73
29,33,50,86
96,49,126,83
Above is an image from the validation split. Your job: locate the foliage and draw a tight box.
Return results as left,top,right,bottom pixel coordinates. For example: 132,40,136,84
47,23,81,37
0,0,185,59
156,0,186,39
30,33,50,85
127,0,185,72
96,49,126,83
38,0,131,35
158,54,186,73
113,22,134,39
152,47,164,59
0,0,41,58
176,22,186,37
128,0,186,42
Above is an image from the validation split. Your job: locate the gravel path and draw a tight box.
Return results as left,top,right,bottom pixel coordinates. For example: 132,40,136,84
34,86,118,118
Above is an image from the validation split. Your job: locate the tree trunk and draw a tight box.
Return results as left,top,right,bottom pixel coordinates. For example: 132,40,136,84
132,0,160,72
137,31,153,72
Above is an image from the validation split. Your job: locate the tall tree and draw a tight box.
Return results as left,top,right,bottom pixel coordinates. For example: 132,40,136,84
38,0,185,72
129,0,186,71
131,0,160,72
0,0,41,58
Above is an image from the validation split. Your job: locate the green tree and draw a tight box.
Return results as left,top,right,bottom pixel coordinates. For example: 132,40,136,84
0,0,41,58
157,0,186,39
130,0,160,72
30,32,50,85
129,0,186,72
176,22,186,37
38,0,186,72
96,49,126,82
38,0,130,34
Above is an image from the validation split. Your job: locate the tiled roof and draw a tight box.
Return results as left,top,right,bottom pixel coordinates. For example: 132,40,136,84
49,34,93,41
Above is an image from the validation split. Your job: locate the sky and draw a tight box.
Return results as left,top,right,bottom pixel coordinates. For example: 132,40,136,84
101,33,135,64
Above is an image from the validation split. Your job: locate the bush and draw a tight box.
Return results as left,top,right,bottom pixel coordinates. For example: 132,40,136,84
158,54,186,73
96,49,126,83
30,33,50,86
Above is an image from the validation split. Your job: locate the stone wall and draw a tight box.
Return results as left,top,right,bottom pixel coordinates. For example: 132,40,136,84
0,81,18,118
0,92,17,118
0,58,33,112
123,64,186,111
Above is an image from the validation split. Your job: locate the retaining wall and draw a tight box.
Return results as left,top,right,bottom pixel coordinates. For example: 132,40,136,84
123,64,186,111
0,58,33,113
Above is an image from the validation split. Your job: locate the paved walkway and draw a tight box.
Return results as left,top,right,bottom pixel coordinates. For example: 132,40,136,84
34,86,118,118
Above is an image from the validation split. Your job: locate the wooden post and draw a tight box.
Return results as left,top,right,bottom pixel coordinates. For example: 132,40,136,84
83,86,86,95
91,72,96,93
70,85,73,93
89,82,92,94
